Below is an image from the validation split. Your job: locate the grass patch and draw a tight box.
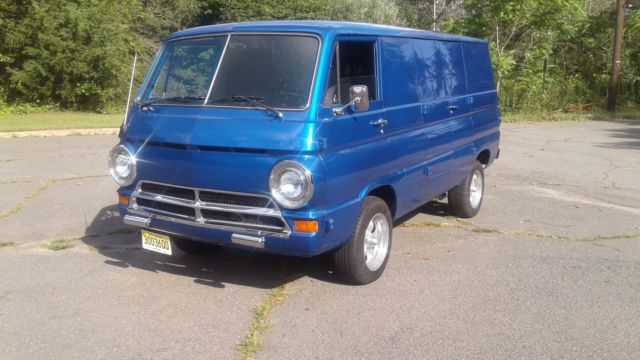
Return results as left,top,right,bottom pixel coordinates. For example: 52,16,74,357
238,283,290,360
0,111,122,132
503,109,640,123
471,227,501,234
0,179,56,219
585,233,640,241
0,175,103,219
0,241,16,248
46,239,75,251
401,220,443,228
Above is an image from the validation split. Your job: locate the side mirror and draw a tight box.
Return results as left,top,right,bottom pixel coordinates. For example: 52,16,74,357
350,85,369,112
333,85,370,116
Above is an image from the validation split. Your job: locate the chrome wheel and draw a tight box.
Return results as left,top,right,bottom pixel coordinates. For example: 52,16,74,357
364,213,390,271
469,170,483,209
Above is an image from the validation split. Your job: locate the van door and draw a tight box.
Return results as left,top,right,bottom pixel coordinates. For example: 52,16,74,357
318,37,401,211
377,37,426,212
414,39,475,195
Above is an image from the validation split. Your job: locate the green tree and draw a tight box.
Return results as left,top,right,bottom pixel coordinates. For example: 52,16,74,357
134,0,201,50
199,0,326,23
199,0,401,25
447,0,588,110
397,0,464,30
1,0,638,112
324,0,402,25
2,0,141,110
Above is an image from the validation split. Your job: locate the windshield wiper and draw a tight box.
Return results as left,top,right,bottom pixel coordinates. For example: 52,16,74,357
212,95,283,119
162,96,205,103
137,96,205,108
137,98,157,108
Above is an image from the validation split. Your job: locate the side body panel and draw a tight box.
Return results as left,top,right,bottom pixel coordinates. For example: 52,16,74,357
410,38,476,209
463,42,501,166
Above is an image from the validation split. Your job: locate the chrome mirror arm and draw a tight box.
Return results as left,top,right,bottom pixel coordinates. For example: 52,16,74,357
333,97,361,116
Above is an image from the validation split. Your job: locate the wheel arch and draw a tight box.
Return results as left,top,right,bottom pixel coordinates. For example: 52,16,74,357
477,149,491,166
366,185,397,219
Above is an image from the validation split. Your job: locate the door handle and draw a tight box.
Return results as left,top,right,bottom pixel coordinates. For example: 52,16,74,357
370,119,388,127
370,119,389,134
447,105,459,113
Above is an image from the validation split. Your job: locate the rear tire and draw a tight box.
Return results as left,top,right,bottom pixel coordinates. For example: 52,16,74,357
172,237,219,254
448,161,485,218
334,196,392,285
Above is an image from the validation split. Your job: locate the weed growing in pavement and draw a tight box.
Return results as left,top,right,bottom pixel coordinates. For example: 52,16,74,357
471,228,501,234
46,239,75,251
400,221,443,228
238,283,290,359
0,180,55,219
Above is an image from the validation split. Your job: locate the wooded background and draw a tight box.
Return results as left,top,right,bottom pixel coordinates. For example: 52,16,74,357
1,0,639,113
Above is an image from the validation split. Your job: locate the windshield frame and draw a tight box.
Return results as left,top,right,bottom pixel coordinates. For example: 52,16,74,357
139,32,323,113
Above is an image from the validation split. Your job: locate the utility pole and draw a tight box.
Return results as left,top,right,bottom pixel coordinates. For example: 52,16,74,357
607,0,625,112
433,0,437,31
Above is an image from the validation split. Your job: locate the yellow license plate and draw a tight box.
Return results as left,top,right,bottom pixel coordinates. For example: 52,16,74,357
141,231,172,255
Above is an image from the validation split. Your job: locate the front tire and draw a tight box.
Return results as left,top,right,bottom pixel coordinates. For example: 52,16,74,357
334,196,392,285
172,237,219,254
448,160,485,218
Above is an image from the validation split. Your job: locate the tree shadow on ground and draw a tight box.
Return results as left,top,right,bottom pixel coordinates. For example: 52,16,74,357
82,205,346,288
597,119,640,150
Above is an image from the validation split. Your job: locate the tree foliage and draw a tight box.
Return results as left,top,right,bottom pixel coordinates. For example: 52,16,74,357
1,0,140,110
0,0,638,112
447,0,640,111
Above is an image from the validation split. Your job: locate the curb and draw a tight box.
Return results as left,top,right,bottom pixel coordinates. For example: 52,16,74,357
0,128,119,139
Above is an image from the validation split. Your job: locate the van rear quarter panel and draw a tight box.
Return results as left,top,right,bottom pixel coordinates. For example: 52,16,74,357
463,42,501,164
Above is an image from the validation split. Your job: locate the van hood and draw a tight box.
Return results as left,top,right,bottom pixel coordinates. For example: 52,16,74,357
123,107,319,152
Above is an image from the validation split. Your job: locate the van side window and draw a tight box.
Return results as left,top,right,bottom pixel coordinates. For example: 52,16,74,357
463,43,494,94
414,40,467,100
380,37,419,107
324,41,377,106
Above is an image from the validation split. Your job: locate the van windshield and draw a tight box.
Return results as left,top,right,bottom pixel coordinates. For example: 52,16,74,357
141,34,320,111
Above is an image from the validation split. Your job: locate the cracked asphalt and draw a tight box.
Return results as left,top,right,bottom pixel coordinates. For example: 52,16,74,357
1,120,639,359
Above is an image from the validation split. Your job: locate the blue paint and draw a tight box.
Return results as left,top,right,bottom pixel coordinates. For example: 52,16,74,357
114,21,501,257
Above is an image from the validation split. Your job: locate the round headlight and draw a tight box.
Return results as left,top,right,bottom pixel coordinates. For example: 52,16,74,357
269,161,313,209
108,145,137,186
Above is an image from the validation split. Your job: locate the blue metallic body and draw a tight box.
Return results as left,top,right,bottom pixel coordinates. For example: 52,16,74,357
116,21,501,257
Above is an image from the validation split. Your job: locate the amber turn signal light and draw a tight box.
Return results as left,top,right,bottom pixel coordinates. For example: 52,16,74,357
294,220,319,233
118,194,129,206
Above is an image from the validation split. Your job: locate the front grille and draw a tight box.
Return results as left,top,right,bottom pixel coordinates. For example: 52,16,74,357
201,209,285,230
140,183,195,201
131,181,290,235
200,191,273,208
136,198,196,218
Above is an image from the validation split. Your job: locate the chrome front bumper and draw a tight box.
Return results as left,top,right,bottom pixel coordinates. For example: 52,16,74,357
125,181,291,239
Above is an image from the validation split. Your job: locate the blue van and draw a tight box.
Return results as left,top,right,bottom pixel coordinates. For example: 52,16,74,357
109,21,500,284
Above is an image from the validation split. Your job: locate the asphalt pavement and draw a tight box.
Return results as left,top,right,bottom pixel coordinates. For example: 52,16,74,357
0,120,639,359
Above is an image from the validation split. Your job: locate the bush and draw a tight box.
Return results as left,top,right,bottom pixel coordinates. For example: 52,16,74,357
0,101,57,115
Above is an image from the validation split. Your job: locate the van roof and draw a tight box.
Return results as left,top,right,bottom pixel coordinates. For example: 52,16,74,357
165,20,487,44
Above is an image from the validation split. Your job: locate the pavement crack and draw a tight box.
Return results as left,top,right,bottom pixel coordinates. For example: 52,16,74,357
581,233,640,242
0,174,106,219
0,179,56,219
0,241,17,249
237,264,300,360
399,219,640,243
